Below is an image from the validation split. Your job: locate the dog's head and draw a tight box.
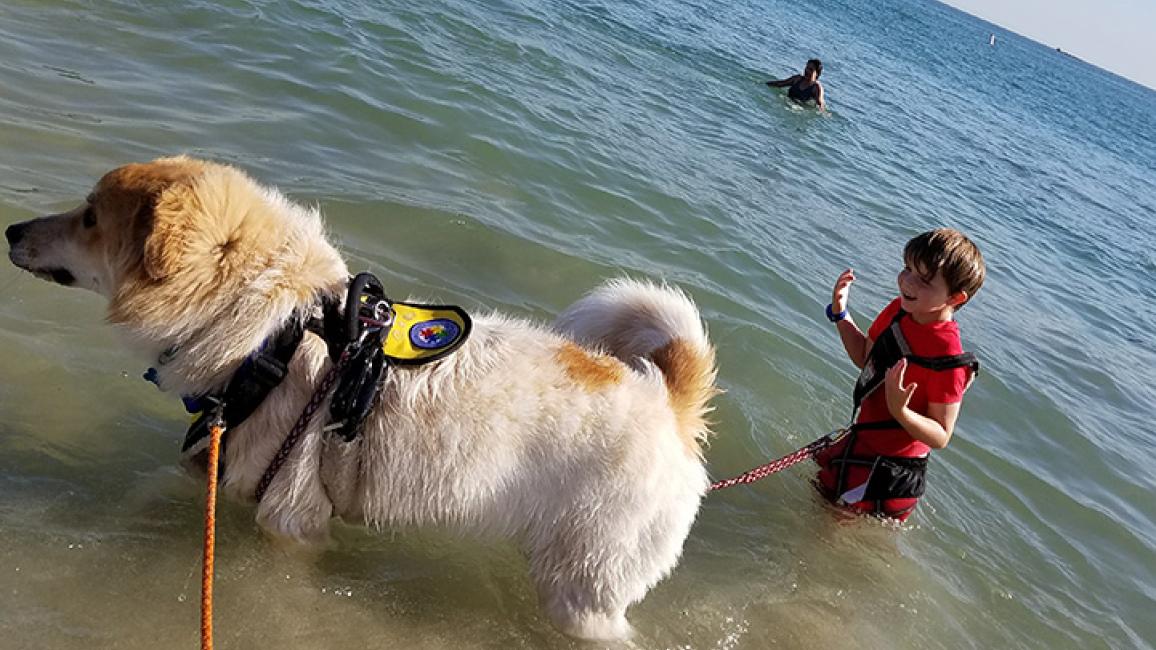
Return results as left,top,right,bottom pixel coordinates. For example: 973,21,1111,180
7,157,347,378
6,156,211,297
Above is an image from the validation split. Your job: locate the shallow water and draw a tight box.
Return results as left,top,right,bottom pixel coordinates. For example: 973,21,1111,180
1,0,1154,648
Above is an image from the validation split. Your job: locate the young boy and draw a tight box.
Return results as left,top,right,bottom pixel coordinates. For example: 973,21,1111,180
814,228,985,521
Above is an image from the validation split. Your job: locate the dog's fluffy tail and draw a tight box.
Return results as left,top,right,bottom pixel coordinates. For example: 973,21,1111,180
554,278,719,455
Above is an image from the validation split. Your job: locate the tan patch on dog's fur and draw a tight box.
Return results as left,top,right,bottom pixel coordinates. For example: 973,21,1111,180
105,158,327,333
556,342,625,391
649,338,720,456
84,157,208,286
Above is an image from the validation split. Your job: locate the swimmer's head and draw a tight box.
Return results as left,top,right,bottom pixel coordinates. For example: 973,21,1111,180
805,59,823,79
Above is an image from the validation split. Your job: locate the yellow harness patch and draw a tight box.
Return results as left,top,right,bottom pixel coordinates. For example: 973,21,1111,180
379,300,471,365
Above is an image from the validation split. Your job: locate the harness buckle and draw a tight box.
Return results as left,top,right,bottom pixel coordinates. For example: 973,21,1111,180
205,396,226,430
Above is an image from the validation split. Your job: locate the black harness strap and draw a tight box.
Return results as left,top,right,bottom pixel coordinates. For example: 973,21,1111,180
180,318,307,469
830,420,908,504
160,272,471,501
851,308,979,419
830,444,929,503
906,352,978,372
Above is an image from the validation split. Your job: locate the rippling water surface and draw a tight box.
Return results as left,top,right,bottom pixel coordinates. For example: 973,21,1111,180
2,0,1154,648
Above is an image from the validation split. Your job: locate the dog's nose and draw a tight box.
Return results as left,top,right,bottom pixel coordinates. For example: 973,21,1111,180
5,222,25,246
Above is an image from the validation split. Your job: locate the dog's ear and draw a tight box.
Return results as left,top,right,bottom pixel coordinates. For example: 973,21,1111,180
141,181,199,281
94,158,205,282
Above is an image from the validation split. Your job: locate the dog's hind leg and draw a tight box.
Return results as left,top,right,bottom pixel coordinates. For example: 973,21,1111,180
528,491,701,640
532,562,633,640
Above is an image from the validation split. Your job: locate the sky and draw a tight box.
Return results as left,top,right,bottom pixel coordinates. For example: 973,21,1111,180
940,0,1156,90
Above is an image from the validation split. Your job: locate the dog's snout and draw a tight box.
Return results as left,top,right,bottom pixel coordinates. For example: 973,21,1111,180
5,222,25,246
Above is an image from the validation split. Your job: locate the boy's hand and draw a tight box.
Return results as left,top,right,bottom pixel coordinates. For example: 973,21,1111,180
885,359,917,418
831,268,855,314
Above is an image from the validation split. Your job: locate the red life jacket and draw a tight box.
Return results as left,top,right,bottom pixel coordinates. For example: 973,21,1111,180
816,308,978,518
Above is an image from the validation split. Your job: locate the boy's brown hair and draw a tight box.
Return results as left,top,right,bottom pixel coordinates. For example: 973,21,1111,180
904,228,985,309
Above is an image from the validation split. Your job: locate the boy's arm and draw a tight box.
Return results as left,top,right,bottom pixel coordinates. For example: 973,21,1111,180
836,319,871,369
894,401,960,449
884,359,962,449
830,268,869,367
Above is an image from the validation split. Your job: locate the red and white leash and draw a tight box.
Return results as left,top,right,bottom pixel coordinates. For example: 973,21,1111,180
709,428,849,491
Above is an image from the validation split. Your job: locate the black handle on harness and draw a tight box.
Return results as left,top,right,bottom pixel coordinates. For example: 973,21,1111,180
328,272,393,442
344,272,389,341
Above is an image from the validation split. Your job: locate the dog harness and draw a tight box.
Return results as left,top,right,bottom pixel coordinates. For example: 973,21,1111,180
146,272,471,489
819,308,979,515
313,272,472,441
171,319,307,474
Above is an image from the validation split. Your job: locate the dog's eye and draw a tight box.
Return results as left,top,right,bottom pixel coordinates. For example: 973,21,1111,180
82,207,96,229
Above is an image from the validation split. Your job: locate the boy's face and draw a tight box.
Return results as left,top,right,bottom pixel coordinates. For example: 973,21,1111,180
897,259,965,316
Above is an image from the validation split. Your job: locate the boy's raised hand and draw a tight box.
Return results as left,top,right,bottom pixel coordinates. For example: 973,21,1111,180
831,268,855,314
885,358,918,418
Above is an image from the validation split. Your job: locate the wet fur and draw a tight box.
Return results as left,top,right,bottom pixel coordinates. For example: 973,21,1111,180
5,157,719,640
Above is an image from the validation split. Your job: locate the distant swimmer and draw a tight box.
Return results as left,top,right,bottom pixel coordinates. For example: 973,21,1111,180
766,59,826,110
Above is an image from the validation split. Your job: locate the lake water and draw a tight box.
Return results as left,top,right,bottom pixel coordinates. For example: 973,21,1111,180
1,0,1154,648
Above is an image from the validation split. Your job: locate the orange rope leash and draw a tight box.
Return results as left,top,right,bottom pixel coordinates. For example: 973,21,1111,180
201,419,225,650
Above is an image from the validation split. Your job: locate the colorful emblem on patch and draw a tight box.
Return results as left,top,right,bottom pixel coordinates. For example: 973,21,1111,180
409,318,461,350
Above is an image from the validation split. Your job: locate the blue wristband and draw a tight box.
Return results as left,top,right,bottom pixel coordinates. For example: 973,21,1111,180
826,303,847,322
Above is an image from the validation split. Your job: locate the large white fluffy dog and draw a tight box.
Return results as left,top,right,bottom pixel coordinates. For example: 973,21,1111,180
4,157,718,639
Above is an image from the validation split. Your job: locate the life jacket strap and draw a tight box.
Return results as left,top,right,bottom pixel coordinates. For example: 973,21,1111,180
850,308,979,419
906,351,979,374
829,419,931,505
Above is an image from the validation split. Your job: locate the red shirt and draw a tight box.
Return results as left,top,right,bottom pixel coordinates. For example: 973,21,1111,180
854,298,970,457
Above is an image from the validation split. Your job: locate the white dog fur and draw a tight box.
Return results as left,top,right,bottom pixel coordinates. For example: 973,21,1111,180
4,157,719,639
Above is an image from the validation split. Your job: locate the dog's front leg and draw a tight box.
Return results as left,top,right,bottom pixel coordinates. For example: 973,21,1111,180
254,429,335,544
